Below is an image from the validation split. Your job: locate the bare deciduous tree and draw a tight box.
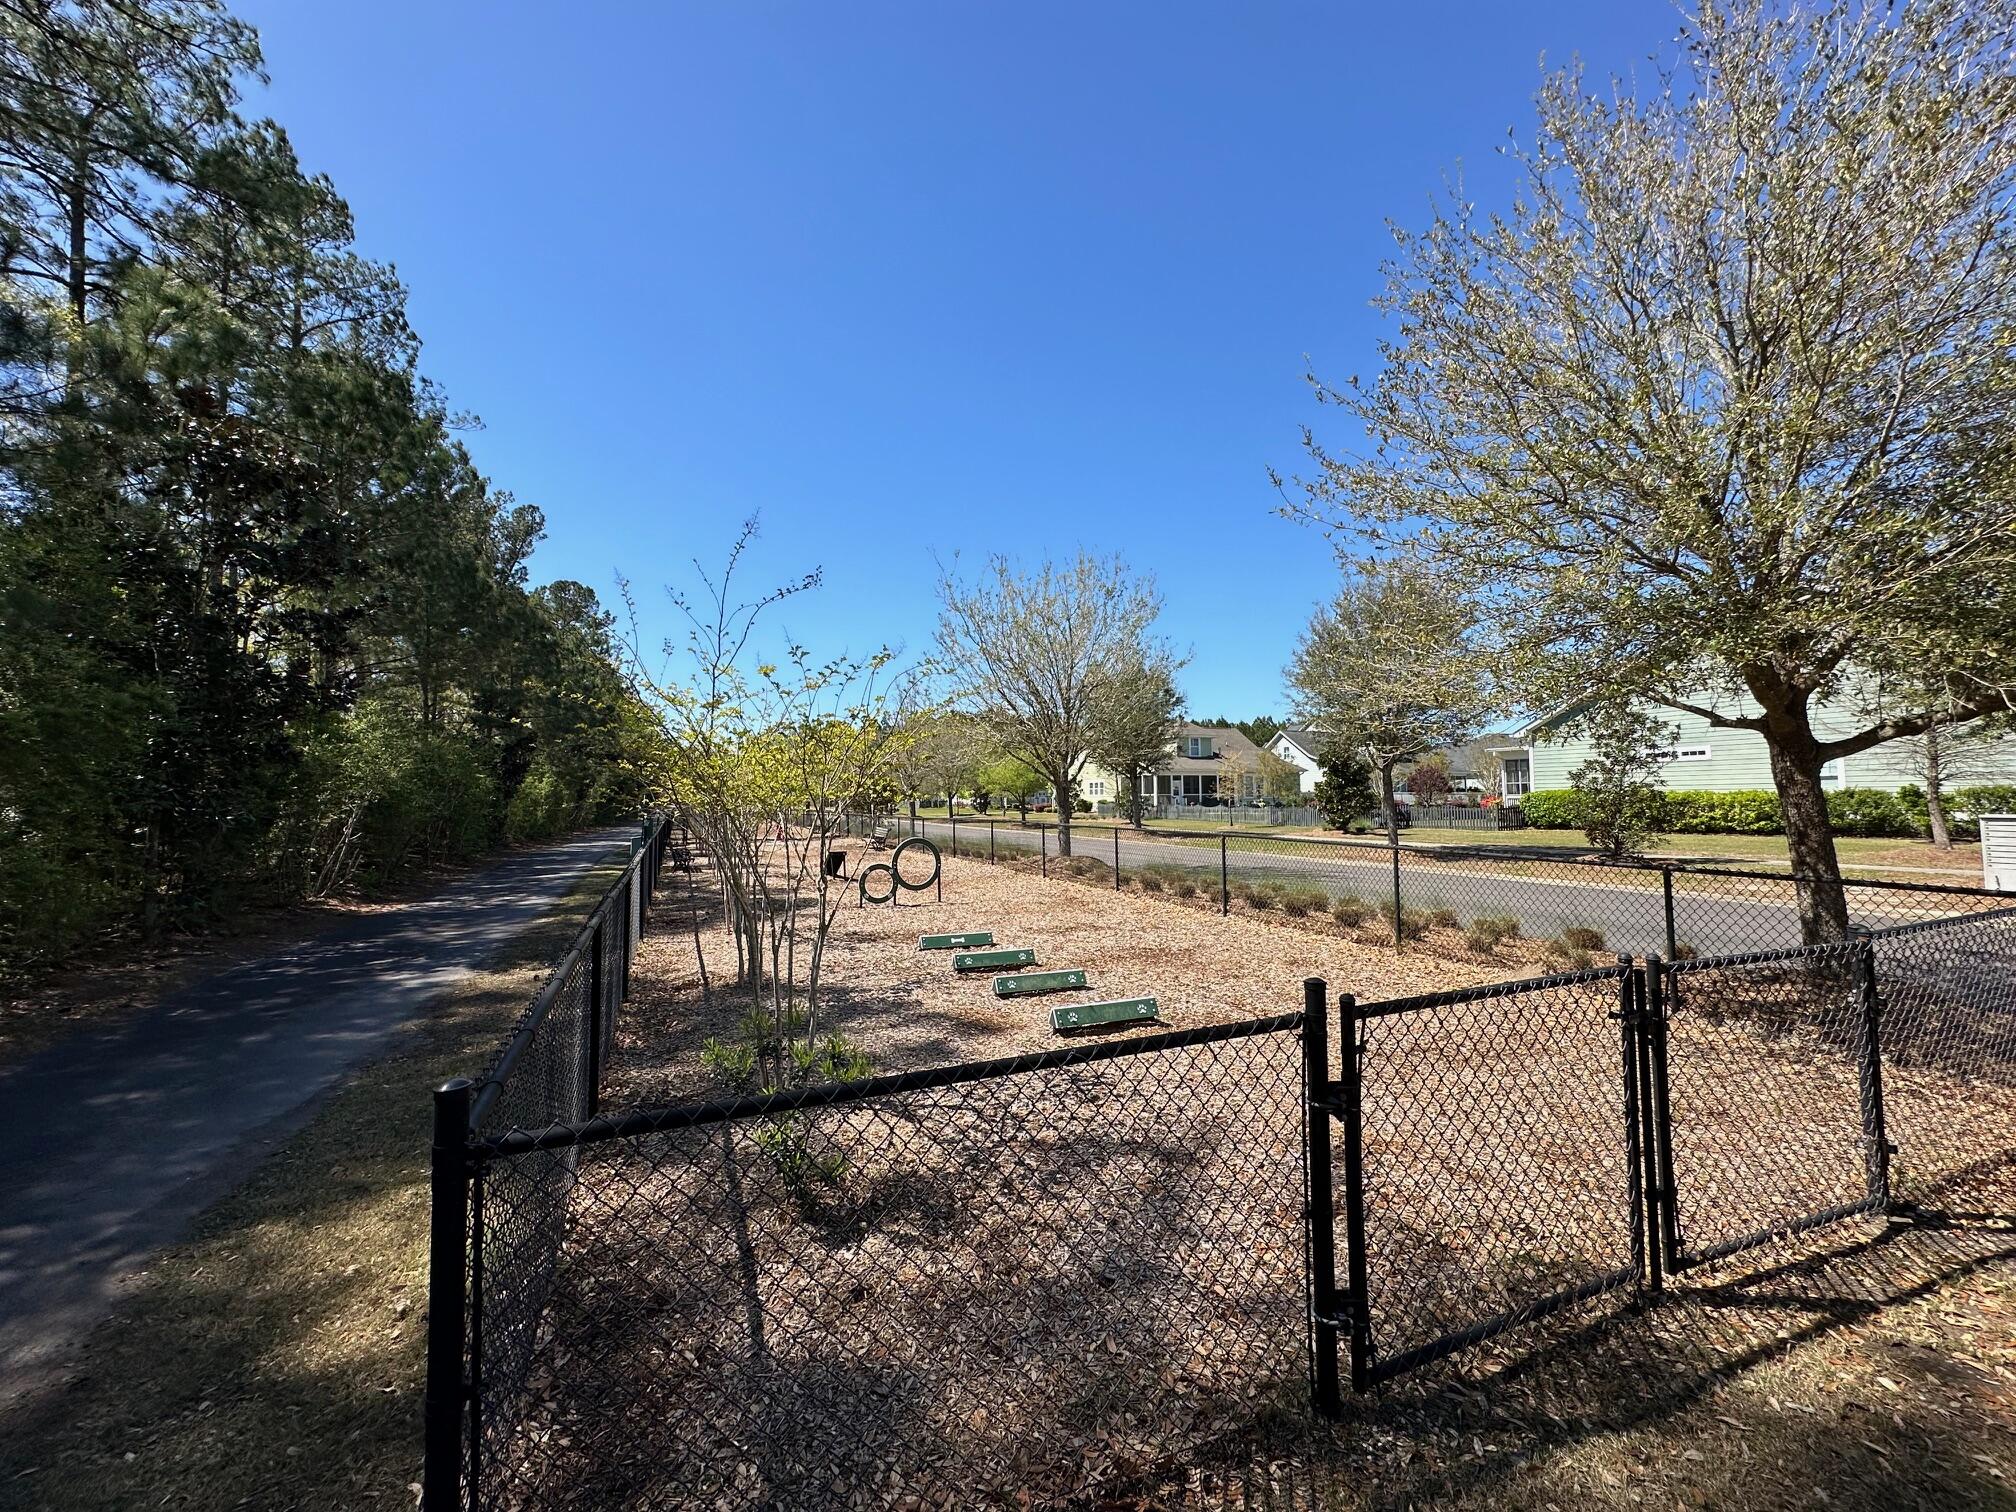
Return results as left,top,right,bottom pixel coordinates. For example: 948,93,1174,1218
1085,645,1187,827
935,553,1168,856
1288,560,1496,844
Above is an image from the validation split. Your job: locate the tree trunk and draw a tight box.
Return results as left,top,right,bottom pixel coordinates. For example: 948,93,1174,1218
1757,699,1851,945
1379,761,1401,846
1053,765,1073,856
66,156,89,328
1924,726,1952,850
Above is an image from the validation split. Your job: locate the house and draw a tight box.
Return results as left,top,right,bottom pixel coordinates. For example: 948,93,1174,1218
1079,723,1266,808
1265,727,1330,795
1497,693,2016,804
1268,728,1519,802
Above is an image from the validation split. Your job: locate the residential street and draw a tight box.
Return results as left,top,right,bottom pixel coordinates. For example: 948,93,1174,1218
0,827,634,1405
910,819,1894,958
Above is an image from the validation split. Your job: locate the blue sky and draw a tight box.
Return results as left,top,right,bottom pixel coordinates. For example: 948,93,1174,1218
238,1,1673,716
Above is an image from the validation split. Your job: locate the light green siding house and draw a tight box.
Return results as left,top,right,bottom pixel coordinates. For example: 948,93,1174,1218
1509,693,2016,801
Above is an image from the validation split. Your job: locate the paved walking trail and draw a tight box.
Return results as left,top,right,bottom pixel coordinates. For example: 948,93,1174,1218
0,826,633,1403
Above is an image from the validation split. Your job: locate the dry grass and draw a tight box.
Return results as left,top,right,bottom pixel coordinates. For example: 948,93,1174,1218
0,859,627,1512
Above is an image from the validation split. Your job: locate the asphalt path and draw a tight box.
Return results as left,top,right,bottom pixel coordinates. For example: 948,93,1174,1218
0,825,634,1403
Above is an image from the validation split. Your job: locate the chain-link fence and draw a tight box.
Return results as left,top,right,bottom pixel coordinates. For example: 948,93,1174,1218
422,845,2016,1507
867,813,2009,961
1306,910,2016,1396
460,1014,1312,1510
1653,941,1881,1272
421,817,674,1512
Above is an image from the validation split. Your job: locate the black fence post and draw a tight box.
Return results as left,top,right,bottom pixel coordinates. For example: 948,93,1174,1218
1220,835,1229,916
989,821,996,865
1661,868,1678,960
1853,930,1893,1213
585,917,605,1116
1621,961,1661,1297
1040,826,1048,879
1113,826,1121,889
620,868,634,1001
422,1079,474,1511
1336,991,1373,1391
1302,977,1342,1417
1388,841,1404,953
1644,957,1680,1272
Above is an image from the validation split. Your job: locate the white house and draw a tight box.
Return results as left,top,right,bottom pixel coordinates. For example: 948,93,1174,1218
1079,723,1266,808
1265,727,1329,795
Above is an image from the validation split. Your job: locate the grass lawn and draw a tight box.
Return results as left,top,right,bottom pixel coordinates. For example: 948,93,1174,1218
0,857,627,1512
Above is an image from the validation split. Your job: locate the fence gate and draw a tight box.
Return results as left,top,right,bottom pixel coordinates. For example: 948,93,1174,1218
1305,965,1649,1398
1646,941,1890,1274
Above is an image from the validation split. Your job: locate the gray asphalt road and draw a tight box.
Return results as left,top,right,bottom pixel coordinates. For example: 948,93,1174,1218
910,819,1900,959
0,825,633,1403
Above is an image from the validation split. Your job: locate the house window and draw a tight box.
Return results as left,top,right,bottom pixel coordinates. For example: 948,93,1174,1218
1087,780,1106,798
1185,735,1211,758
1503,757,1531,797
1820,758,1846,787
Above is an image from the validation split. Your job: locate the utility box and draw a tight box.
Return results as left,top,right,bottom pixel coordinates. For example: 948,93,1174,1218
1983,814,2016,892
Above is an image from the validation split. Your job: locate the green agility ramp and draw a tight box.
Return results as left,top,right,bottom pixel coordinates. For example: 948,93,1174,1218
919,931,994,951
953,947,1035,973
1052,998,1161,1033
992,969,1087,998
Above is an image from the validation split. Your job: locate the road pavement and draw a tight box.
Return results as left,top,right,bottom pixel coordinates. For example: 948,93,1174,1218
0,826,633,1403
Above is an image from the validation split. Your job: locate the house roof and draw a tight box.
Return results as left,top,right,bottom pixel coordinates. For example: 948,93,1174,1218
1270,726,1329,761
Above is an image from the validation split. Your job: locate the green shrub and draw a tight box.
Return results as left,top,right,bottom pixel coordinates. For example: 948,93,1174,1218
1331,896,1369,927
1517,789,1583,829
1665,789,1781,835
701,1036,759,1093
1379,901,1430,940
1546,941,1596,970
1560,924,1606,952
1427,906,1458,930
792,1034,873,1085
1137,870,1165,893
1826,787,1918,839
1952,783,2016,821
1463,914,1522,955
1277,886,1329,918
1169,875,1199,899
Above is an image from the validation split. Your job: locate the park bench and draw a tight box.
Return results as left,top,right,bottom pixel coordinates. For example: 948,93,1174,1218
868,821,894,848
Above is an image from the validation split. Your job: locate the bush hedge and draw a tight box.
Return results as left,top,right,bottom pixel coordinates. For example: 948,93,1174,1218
1520,782,2016,840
